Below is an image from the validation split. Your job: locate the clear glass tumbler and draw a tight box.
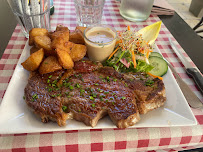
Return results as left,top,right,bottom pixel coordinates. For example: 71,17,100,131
74,0,105,27
7,0,51,38
120,0,154,22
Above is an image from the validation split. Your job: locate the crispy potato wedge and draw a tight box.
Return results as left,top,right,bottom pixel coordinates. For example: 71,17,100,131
49,29,69,42
75,26,86,33
69,29,85,44
69,44,87,61
29,28,48,46
30,46,40,55
34,35,52,51
56,49,74,69
51,37,71,54
65,41,75,50
39,56,62,74
50,26,70,54
21,48,44,71
56,25,69,31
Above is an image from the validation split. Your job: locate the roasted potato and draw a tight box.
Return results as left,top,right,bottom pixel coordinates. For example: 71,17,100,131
29,28,48,46
75,26,86,33
51,37,71,54
69,44,87,61
39,56,62,74
69,29,85,45
49,29,69,42
30,46,40,54
50,26,70,54
65,41,75,50
56,25,69,31
21,48,44,71
34,35,52,51
56,48,74,69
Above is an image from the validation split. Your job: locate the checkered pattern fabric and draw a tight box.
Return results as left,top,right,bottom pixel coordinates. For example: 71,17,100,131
0,0,202,151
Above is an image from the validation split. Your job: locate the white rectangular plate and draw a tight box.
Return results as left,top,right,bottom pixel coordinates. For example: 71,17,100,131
0,42,197,134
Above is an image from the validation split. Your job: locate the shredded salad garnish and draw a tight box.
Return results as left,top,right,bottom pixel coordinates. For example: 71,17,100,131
104,26,154,73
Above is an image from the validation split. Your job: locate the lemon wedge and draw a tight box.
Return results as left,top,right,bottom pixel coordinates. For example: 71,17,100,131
138,21,162,46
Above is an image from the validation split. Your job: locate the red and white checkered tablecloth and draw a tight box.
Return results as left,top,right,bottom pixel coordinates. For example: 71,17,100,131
0,0,203,151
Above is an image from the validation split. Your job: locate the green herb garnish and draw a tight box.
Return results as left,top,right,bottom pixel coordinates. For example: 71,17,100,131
48,87,53,92
69,85,74,90
121,96,126,100
145,80,154,86
89,96,94,100
32,94,38,101
57,94,61,97
62,106,67,111
75,83,81,88
51,94,56,98
113,79,117,82
92,93,97,98
102,79,106,82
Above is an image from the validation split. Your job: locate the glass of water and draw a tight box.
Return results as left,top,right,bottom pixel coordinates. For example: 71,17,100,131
7,0,51,38
74,0,105,27
120,0,154,22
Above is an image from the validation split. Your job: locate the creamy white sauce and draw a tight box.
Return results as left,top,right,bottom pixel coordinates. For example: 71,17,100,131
84,26,117,62
87,30,115,43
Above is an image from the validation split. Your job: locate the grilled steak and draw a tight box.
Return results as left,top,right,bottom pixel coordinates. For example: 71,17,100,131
124,73,166,114
94,67,166,114
24,70,68,126
59,61,140,128
24,60,166,128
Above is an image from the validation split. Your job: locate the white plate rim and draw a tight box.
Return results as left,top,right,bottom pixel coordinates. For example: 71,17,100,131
0,41,197,134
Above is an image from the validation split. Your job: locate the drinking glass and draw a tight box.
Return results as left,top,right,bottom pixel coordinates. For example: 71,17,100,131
7,0,51,38
120,0,154,22
74,0,105,27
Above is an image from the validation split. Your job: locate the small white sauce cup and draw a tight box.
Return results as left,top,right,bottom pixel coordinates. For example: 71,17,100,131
84,24,117,62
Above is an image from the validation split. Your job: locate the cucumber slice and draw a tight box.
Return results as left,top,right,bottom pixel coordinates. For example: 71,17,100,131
148,56,168,76
149,52,163,58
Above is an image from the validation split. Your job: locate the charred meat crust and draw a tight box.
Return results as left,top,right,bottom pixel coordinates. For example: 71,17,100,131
125,75,166,114
24,60,166,128
60,64,140,128
24,70,67,126
74,60,103,73
98,68,166,114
